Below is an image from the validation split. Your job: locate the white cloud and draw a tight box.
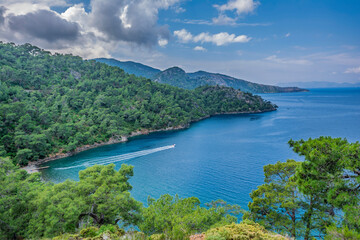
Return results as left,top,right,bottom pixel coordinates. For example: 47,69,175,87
119,5,132,29
285,33,291,37
265,55,312,65
173,29,193,43
212,0,260,26
173,18,271,27
294,45,307,50
0,0,68,15
174,29,251,46
214,0,260,15
212,14,237,25
158,38,168,47
173,6,185,13
345,66,360,74
0,0,182,58
194,46,206,51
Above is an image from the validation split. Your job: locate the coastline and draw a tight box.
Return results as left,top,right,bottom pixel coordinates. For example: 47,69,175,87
22,108,275,173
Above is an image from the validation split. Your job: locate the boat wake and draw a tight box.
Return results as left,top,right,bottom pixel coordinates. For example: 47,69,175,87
54,145,175,170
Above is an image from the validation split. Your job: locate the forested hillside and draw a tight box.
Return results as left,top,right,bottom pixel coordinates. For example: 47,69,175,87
0,42,276,166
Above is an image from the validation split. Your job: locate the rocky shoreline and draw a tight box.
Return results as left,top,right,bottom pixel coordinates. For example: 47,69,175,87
22,108,276,173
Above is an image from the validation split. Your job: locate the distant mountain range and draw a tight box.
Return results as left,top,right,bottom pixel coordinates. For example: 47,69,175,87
277,81,360,89
95,58,308,94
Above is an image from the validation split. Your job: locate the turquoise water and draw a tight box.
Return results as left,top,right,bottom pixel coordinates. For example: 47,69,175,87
41,88,360,208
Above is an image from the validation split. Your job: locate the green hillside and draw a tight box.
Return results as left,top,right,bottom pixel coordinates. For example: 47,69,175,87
0,42,276,166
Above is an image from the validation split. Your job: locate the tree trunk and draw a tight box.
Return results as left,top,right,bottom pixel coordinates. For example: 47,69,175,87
78,213,104,225
304,198,314,240
291,209,296,239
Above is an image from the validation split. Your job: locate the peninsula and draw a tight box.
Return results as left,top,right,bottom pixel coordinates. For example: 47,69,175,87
0,42,277,167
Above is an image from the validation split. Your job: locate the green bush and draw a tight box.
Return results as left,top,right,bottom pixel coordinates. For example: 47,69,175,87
80,227,98,238
205,221,288,240
149,233,166,240
325,226,360,240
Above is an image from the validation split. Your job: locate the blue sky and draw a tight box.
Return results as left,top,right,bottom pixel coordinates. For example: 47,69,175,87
0,0,359,84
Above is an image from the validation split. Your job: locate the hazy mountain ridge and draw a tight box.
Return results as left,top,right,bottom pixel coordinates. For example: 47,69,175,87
95,58,161,79
95,58,308,93
277,81,360,89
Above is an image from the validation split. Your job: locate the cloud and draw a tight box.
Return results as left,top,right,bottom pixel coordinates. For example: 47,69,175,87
285,33,291,37
158,38,168,47
0,0,67,6
173,6,185,13
344,66,360,74
0,6,6,25
174,29,251,46
8,10,80,42
0,0,68,16
174,29,193,42
173,18,271,27
212,14,237,25
61,4,88,25
294,45,307,50
0,0,182,58
265,55,312,65
86,0,175,47
194,46,206,51
214,0,260,15
211,0,260,26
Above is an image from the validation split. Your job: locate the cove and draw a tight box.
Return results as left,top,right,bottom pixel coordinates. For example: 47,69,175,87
41,88,360,209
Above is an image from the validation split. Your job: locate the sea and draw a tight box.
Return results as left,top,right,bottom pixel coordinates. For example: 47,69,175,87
40,88,360,209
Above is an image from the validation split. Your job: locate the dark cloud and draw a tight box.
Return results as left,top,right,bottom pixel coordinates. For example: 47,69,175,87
8,10,80,42
90,0,170,46
0,6,6,25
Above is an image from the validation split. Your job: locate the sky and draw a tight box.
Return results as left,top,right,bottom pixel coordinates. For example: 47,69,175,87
0,0,360,85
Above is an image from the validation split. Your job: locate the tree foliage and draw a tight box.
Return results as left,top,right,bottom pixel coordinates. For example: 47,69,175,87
247,160,332,239
290,137,360,232
0,158,141,239
248,137,360,239
139,195,240,239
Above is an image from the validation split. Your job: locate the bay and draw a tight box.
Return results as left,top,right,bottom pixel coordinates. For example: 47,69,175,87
41,88,360,208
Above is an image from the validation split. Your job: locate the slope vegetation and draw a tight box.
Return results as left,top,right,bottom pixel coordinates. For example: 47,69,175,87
0,43,276,166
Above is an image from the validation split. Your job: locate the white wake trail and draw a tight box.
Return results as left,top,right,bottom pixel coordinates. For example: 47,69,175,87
55,145,175,170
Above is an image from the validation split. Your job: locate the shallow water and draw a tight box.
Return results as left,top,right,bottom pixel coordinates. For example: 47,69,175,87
41,88,360,208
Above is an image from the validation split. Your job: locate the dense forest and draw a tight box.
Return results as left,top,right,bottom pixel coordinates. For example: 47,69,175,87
0,42,276,166
1,137,359,239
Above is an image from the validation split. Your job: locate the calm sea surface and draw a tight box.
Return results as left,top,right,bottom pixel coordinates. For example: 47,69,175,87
41,88,360,208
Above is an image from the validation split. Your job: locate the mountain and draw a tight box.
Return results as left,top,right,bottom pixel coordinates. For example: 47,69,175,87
277,81,360,88
153,66,199,89
0,42,276,166
153,67,307,93
95,58,308,93
95,58,161,79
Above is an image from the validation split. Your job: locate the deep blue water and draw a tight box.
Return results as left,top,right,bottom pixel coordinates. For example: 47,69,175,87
41,88,360,208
